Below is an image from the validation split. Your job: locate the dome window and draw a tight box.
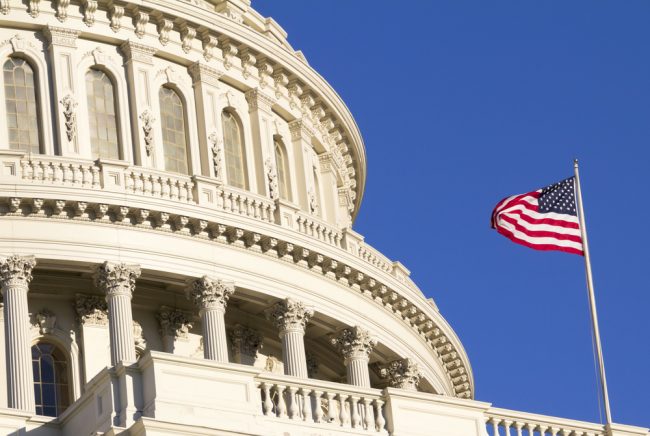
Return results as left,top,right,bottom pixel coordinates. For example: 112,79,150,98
3,57,41,154
222,110,248,189
159,87,189,174
32,342,70,417
85,69,120,160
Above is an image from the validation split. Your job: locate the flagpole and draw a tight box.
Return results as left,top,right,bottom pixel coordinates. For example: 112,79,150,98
573,159,613,427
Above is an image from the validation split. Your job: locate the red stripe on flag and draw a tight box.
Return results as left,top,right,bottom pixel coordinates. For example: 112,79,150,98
495,226,584,256
506,209,580,229
498,214,583,243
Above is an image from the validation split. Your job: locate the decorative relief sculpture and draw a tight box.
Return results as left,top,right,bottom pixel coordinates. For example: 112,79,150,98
0,255,36,288
60,94,78,142
139,109,156,156
208,132,223,180
330,326,377,361
180,25,196,53
219,38,238,70
133,320,146,348
94,262,141,298
28,0,40,18
308,188,319,215
33,309,56,335
265,298,314,332
0,0,9,15
230,324,263,358
8,34,33,53
377,358,422,391
187,276,234,311
158,307,193,339
201,34,219,61
75,294,108,325
264,158,279,201
264,354,281,373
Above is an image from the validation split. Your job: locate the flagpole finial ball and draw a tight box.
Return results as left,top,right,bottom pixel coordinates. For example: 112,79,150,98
574,158,579,167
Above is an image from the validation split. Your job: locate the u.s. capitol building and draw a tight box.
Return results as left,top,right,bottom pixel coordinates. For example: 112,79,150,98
0,1,645,435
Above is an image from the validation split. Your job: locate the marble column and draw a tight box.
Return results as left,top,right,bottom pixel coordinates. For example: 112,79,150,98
0,255,36,412
187,276,234,362
331,326,377,388
379,358,423,391
94,262,141,365
266,298,313,378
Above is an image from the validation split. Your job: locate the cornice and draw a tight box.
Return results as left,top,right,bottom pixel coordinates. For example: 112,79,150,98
0,195,472,399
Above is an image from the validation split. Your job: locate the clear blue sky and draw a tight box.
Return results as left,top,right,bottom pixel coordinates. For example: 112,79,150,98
255,1,650,428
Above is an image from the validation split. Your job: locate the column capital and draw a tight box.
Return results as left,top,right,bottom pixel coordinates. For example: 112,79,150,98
75,294,109,326
245,88,275,113
0,255,36,290
158,306,193,339
94,262,141,298
330,325,377,362
378,358,422,391
288,118,315,142
43,25,79,48
187,276,235,311
265,298,314,333
120,40,157,65
188,61,224,87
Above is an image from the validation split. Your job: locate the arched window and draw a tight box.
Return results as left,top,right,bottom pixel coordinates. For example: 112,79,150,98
274,138,290,201
159,87,189,174
3,57,40,154
222,111,247,189
32,342,70,417
85,69,120,159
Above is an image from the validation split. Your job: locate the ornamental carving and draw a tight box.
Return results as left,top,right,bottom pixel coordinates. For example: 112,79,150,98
180,25,196,54
94,262,141,298
133,320,146,348
264,158,279,201
378,358,422,391
0,255,36,289
265,298,314,333
157,19,173,46
32,309,56,335
0,0,9,15
43,26,79,48
55,0,70,22
202,34,219,61
330,326,377,361
28,0,40,18
158,307,193,339
139,109,156,156
208,132,223,180
59,94,77,142
308,188,319,215
187,276,235,311
75,294,108,325
109,5,125,32
82,0,97,26
134,11,149,39
230,324,263,357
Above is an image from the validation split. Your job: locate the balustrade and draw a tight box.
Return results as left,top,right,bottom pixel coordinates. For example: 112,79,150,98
124,168,194,203
216,185,275,223
296,212,343,248
20,156,100,188
486,409,605,436
357,242,393,274
257,376,387,433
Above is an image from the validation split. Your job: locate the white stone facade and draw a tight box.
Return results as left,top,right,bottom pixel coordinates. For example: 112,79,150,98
0,1,645,435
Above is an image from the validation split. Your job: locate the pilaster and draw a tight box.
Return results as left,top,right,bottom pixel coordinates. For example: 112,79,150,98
230,323,263,365
75,294,111,383
288,119,316,211
120,40,157,168
157,306,193,356
187,276,234,362
94,262,141,365
43,26,80,156
330,326,376,388
245,88,276,197
378,358,423,391
189,62,225,179
265,298,313,378
0,255,36,412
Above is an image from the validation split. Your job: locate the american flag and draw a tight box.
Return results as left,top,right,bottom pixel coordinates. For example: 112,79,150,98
491,177,584,255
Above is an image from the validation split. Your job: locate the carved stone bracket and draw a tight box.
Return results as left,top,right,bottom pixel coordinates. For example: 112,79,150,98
75,294,108,325
265,298,314,333
187,276,235,311
94,262,141,298
158,306,193,339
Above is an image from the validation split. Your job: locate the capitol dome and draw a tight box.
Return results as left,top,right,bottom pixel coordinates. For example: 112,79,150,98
0,2,646,436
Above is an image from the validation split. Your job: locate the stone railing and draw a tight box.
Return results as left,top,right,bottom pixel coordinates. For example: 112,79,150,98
256,373,387,433
357,242,393,273
296,211,343,248
124,167,195,203
20,155,100,188
486,408,607,436
216,184,276,223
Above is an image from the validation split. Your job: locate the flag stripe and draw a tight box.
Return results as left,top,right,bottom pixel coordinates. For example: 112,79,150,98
491,177,584,255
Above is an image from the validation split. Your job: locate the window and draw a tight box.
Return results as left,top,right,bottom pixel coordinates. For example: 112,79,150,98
32,342,70,417
222,111,247,189
86,69,120,159
274,139,290,201
159,87,189,174
3,57,40,154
